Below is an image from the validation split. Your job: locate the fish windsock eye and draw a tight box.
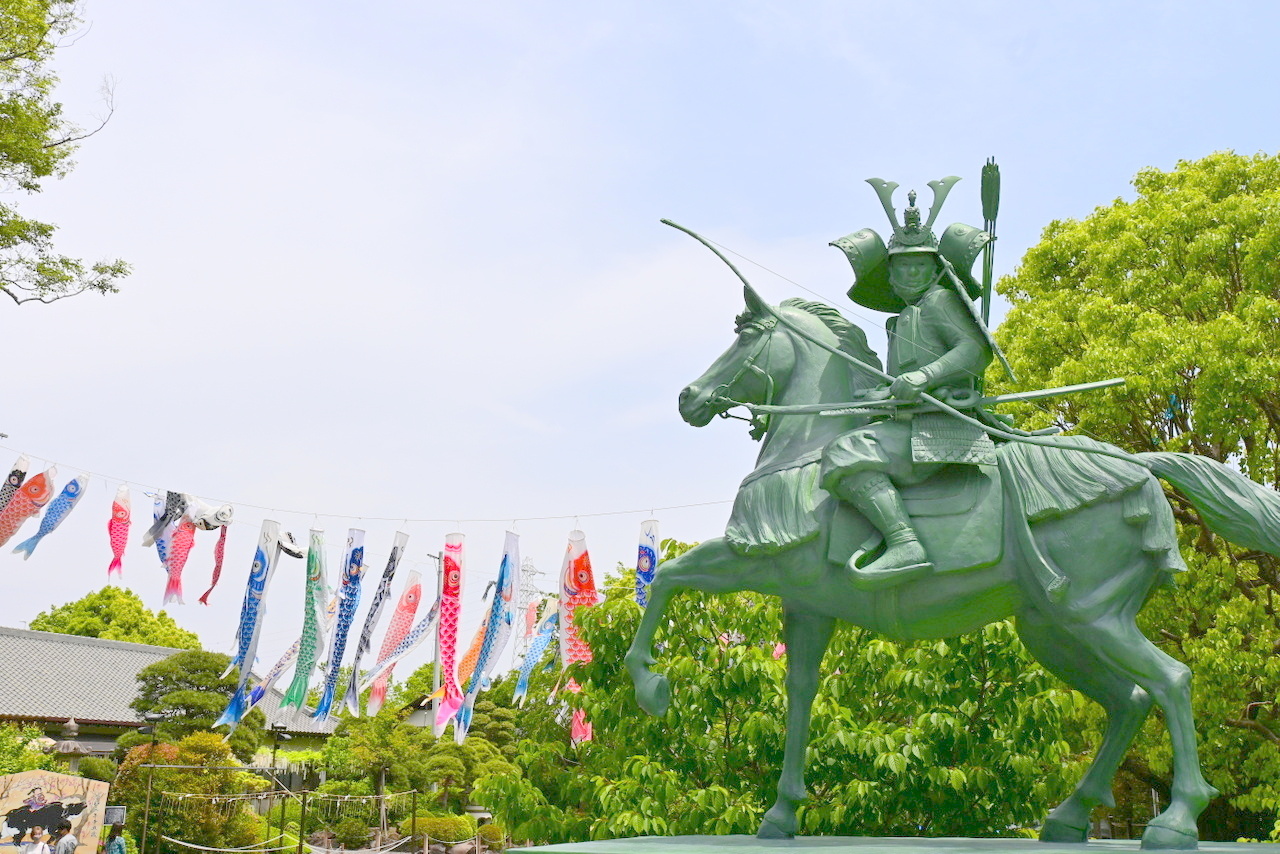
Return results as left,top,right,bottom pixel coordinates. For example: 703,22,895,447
447,569,460,586
576,568,591,585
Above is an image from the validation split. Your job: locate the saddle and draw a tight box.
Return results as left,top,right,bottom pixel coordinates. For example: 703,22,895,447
827,463,1004,573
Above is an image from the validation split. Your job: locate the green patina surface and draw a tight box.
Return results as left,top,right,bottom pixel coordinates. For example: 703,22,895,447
624,172,1280,850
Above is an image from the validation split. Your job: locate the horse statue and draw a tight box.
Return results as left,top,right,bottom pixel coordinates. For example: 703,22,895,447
626,275,1280,850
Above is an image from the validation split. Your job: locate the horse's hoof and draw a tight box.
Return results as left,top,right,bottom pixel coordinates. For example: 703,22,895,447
756,813,795,840
1141,820,1198,850
1039,818,1088,844
634,671,670,716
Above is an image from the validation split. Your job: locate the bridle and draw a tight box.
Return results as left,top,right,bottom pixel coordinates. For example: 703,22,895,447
710,314,779,440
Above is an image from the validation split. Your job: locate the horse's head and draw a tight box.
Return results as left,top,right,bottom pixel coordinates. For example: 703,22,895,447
679,286,792,427
679,286,880,430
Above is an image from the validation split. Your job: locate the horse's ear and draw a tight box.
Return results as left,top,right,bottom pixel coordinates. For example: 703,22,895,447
743,284,768,319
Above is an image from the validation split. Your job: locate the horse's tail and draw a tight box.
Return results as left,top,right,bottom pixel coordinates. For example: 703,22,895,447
1139,452,1280,556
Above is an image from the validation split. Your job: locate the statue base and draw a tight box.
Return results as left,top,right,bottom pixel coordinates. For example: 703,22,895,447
515,835,1272,853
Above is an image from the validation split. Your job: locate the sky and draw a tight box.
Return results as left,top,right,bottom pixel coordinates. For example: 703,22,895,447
4,0,1280,704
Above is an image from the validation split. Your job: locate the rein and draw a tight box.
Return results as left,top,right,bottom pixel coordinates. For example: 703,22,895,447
662,219,1152,471
712,315,777,440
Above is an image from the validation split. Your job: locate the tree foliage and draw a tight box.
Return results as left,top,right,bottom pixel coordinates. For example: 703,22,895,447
993,149,1280,841
0,722,56,774
124,649,264,763
476,548,1088,844
30,587,200,649
0,0,127,305
113,736,266,850
318,707,519,815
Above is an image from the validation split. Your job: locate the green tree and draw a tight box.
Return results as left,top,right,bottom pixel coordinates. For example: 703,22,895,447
110,741,178,844
467,699,516,760
0,0,127,305
321,710,517,815
423,745,468,812
0,722,56,773
333,709,434,794
122,649,264,762
993,149,1280,841
31,587,199,649
475,549,1088,843
113,736,265,850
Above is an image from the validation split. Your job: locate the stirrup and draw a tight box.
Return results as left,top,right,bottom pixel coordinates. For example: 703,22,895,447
847,559,933,591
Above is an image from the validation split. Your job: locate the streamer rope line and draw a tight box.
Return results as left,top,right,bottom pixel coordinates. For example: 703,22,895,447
306,790,417,802
0,440,730,524
159,836,291,852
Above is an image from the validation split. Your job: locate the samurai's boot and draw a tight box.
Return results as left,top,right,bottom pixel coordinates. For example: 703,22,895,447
838,471,933,590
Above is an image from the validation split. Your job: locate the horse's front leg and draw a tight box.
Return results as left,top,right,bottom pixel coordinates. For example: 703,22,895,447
625,538,755,717
758,608,834,839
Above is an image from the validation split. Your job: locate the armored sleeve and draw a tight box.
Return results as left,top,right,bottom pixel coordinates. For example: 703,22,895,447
916,289,992,389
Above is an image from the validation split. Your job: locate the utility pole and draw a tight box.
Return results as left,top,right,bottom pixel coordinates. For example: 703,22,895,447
138,712,165,854
295,791,308,854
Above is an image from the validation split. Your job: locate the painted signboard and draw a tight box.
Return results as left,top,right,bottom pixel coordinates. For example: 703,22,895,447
0,770,108,854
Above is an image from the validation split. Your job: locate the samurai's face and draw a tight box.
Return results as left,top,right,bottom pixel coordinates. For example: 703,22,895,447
888,253,939,304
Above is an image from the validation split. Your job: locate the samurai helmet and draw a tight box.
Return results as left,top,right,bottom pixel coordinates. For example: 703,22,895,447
831,176,991,312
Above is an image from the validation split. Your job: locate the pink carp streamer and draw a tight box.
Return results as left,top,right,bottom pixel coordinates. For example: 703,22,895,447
524,599,539,637
559,529,602,744
434,533,465,736
367,569,423,716
198,526,230,605
162,515,197,604
107,486,130,578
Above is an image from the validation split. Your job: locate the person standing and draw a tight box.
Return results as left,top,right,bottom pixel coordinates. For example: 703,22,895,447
21,825,51,854
52,822,77,854
102,824,125,854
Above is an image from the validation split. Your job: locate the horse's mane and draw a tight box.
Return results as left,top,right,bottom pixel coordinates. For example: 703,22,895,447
779,298,882,374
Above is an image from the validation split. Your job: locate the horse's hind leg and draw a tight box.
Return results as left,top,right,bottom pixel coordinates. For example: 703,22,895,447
625,538,755,717
1017,609,1153,843
758,609,834,840
1073,618,1218,849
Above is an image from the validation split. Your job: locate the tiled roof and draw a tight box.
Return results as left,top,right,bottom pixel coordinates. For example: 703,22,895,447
0,626,336,735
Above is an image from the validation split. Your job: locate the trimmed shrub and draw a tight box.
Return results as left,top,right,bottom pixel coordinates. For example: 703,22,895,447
400,814,477,843
332,817,370,849
477,823,506,849
78,757,117,782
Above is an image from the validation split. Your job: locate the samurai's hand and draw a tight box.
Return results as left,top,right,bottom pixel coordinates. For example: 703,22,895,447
858,385,893,402
889,370,929,401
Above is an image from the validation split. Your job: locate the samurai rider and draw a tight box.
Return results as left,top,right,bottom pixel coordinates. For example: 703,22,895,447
821,177,1009,590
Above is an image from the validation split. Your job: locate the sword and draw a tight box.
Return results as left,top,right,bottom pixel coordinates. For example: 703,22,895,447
983,377,1125,406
